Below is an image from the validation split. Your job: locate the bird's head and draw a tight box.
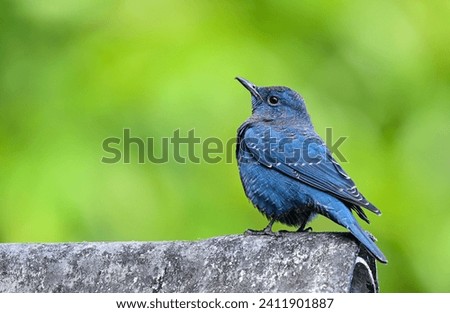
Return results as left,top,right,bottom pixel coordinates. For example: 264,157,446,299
236,77,312,125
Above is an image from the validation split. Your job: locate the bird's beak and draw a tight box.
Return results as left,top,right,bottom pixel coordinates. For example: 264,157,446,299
235,77,262,100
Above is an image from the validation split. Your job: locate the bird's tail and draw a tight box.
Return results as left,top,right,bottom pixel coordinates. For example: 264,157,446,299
322,202,388,264
346,219,388,264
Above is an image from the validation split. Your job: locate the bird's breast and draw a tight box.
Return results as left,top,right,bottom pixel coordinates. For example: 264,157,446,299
238,159,315,216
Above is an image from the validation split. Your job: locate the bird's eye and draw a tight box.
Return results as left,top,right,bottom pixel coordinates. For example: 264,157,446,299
268,96,279,105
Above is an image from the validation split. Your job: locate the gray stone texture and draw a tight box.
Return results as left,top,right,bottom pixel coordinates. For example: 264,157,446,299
0,233,378,293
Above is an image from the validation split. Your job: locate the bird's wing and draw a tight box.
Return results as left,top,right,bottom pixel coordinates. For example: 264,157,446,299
240,126,380,216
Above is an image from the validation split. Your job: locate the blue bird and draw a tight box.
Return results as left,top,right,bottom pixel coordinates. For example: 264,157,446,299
235,77,387,263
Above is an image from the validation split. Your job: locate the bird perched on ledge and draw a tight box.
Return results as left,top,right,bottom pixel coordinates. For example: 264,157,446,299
235,77,387,264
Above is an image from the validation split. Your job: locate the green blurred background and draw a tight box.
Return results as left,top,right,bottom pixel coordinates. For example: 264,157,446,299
1,0,449,292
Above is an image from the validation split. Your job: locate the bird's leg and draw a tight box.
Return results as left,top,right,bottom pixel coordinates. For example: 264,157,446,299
244,219,279,236
296,219,313,233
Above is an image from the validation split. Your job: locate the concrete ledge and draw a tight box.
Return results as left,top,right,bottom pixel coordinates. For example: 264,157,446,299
0,233,378,293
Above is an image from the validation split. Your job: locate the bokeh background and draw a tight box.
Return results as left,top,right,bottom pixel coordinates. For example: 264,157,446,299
1,0,449,292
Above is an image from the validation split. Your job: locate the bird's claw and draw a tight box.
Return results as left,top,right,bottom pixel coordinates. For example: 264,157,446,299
244,228,281,237
277,226,312,234
244,219,279,236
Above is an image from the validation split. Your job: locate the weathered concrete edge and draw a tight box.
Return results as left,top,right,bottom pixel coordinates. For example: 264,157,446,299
0,233,378,293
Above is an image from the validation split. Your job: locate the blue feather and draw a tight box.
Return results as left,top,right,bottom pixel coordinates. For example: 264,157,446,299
236,77,387,263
